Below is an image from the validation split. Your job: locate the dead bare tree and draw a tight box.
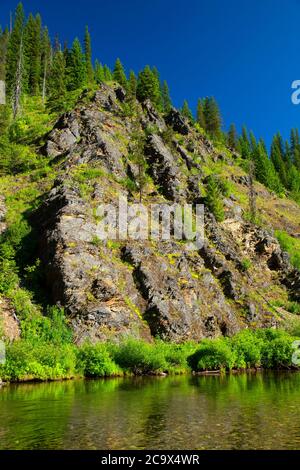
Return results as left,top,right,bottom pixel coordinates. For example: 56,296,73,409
12,36,23,119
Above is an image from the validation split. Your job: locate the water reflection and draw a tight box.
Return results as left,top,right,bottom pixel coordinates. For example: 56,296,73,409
0,372,300,449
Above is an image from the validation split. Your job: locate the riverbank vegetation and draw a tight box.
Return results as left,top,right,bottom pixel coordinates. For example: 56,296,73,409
1,326,299,383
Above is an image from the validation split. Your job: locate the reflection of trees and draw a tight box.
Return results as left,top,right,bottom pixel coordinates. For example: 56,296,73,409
0,381,77,449
1,372,300,450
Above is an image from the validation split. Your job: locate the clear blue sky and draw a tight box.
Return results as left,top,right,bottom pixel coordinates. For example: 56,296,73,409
1,0,300,147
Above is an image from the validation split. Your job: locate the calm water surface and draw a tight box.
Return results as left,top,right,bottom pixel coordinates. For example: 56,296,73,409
1,372,300,449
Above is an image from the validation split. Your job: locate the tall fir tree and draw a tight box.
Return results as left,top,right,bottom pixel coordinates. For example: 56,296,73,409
205,175,225,222
84,26,94,84
227,123,237,150
161,80,172,113
113,58,127,89
67,37,86,90
136,65,162,109
6,2,25,97
47,49,67,112
270,133,288,187
94,60,104,84
128,70,137,98
196,98,206,129
0,27,9,81
103,64,112,81
181,99,193,121
24,13,42,95
203,97,221,138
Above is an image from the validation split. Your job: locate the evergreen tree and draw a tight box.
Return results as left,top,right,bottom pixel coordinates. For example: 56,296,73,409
24,13,42,95
6,3,25,97
203,96,221,138
252,139,283,194
128,70,137,98
239,126,251,159
103,64,112,81
47,49,67,112
0,27,9,81
66,37,86,91
84,26,94,84
94,60,104,84
136,65,161,109
113,58,127,89
181,99,193,121
227,123,237,150
196,98,205,129
270,133,288,187
161,80,172,113
205,175,225,222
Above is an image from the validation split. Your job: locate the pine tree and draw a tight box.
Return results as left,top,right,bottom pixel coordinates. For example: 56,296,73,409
181,100,193,121
128,70,137,98
136,65,162,109
161,80,172,113
196,98,205,129
253,140,283,194
113,58,127,89
94,60,104,84
84,26,94,84
205,175,224,222
227,123,237,150
239,125,251,159
270,133,288,187
47,49,67,113
0,27,9,81
203,97,221,138
24,13,42,95
103,64,112,81
6,3,25,97
67,37,86,91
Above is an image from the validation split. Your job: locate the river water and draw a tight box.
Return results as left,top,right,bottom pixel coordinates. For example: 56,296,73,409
1,372,300,449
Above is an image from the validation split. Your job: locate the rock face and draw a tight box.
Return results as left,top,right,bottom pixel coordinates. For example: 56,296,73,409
34,83,300,343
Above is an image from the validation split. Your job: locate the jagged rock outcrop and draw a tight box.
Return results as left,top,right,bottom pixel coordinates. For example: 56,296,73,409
33,82,300,342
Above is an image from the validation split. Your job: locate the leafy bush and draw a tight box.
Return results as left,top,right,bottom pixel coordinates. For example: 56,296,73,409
77,343,122,377
0,341,77,381
275,230,300,271
188,338,236,371
231,329,263,368
111,338,167,374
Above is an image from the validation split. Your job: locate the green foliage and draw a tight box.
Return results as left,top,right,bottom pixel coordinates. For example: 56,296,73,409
0,340,77,381
77,343,122,377
136,65,162,110
161,80,172,113
205,175,225,222
188,329,298,372
275,230,300,270
113,58,127,89
110,338,168,375
84,26,94,84
66,37,86,91
203,97,222,139
181,99,193,121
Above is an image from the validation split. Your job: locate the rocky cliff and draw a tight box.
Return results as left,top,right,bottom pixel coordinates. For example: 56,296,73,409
5,83,299,344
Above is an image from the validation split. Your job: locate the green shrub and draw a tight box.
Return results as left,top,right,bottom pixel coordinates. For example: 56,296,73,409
188,338,236,372
275,230,300,271
111,338,167,374
0,341,77,381
231,329,263,368
77,343,122,377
